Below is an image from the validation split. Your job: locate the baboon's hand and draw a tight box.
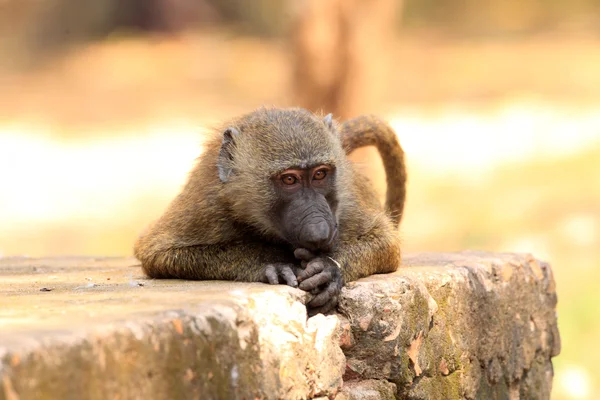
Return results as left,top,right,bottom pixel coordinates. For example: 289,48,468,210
263,263,300,288
294,250,344,316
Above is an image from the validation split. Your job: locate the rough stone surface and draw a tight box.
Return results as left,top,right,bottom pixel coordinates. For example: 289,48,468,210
336,380,397,400
0,257,344,400
0,252,560,400
339,252,560,399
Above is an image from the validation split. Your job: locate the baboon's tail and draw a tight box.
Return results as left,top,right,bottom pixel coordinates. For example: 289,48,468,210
340,115,407,227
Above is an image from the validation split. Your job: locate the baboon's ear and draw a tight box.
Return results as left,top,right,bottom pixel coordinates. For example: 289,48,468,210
323,113,334,130
217,127,240,182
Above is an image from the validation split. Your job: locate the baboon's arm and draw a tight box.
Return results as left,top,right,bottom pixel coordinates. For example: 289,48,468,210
333,224,401,283
136,239,293,282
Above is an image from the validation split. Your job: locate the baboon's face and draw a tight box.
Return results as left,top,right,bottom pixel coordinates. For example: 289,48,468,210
271,164,338,252
216,109,346,250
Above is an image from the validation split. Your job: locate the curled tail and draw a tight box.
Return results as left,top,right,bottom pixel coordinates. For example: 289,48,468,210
340,115,407,227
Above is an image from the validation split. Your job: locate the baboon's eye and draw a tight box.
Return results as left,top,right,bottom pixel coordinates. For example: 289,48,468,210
281,175,298,185
313,169,327,180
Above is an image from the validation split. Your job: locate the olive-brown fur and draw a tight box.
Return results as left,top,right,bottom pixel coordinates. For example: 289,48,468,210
134,108,406,286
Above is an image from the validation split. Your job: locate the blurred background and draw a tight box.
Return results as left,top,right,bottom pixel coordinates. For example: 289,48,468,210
0,0,599,398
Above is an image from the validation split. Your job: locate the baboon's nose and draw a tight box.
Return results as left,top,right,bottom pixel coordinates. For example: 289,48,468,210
301,220,332,251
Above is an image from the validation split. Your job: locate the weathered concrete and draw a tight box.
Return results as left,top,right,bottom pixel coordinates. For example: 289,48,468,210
0,252,560,400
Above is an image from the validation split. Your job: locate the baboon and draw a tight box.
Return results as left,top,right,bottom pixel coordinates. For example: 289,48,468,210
134,107,406,315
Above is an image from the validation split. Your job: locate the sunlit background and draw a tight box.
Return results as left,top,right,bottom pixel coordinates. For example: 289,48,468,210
1,1,599,398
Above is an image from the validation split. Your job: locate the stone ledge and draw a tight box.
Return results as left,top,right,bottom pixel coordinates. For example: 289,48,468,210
0,252,560,400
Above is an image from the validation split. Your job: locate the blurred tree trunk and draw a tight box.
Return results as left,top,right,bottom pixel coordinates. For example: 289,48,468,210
291,0,402,204
291,0,401,119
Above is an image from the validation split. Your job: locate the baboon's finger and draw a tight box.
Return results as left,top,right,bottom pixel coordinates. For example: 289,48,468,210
264,264,279,284
308,296,338,316
279,266,298,288
294,248,316,261
297,259,325,282
299,271,332,291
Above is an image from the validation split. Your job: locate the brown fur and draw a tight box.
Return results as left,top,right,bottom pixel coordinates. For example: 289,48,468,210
134,107,406,283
